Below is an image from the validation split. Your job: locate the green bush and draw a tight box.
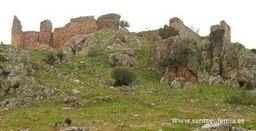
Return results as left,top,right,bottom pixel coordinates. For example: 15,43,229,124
87,46,104,57
225,91,256,106
44,54,56,65
56,51,65,62
158,25,179,39
119,20,130,28
111,66,136,86
209,29,225,43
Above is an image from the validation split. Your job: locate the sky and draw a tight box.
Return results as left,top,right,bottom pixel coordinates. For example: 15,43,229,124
0,0,255,49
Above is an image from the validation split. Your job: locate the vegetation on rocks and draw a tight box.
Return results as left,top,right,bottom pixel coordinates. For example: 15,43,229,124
209,29,225,43
158,25,179,39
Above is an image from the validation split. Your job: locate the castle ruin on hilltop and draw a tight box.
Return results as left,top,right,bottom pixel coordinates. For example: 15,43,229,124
11,13,121,48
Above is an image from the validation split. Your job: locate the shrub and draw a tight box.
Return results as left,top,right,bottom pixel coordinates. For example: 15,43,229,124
158,25,179,39
111,66,136,86
245,79,254,90
225,91,256,106
251,49,256,54
87,46,104,57
56,51,65,62
119,20,130,28
44,54,56,65
209,29,225,43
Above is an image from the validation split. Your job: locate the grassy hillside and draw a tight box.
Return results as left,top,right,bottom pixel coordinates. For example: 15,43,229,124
0,30,255,131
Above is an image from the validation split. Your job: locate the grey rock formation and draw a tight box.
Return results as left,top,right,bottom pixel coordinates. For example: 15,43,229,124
64,96,83,107
170,80,182,88
109,53,135,67
0,47,62,109
155,18,256,89
62,34,99,55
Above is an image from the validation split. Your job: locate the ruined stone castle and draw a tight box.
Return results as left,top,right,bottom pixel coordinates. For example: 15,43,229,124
11,13,121,48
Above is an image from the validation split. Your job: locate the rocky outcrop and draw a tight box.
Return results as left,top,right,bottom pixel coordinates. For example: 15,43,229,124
11,13,121,48
62,34,99,55
62,28,140,67
0,47,62,109
97,13,121,30
109,53,136,67
169,17,201,42
155,18,256,88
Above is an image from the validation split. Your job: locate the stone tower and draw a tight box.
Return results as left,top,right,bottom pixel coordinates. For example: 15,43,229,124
39,20,53,46
11,16,23,46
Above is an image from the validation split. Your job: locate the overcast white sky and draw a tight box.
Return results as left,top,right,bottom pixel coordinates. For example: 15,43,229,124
0,0,255,48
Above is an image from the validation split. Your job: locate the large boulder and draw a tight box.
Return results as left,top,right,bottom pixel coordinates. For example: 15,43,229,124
62,34,99,55
105,28,141,51
109,53,135,67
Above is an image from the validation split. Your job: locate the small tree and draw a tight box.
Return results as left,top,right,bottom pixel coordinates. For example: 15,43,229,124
190,25,200,34
251,49,256,54
158,25,179,39
111,66,136,86
57,51,65,62
120,20,130,28
44,54,56,65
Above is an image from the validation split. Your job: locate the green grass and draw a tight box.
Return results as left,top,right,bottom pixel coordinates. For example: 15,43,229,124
0,34,256,131
1,84,255,130
93,29,116,41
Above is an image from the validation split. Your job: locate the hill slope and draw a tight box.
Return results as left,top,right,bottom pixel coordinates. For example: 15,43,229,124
0,29,256,131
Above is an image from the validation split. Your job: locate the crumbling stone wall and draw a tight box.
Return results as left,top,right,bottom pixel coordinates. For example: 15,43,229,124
210,20,231,43
39,20,52,46
220,20,231,43
97,13,121,30
52,16,99,48
22,31,40,49
11,16,23,47
169,17,201,42
11,13,121,48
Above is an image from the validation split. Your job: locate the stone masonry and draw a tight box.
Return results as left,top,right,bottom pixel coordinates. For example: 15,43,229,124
11,16,23,47
210,20,231,43
11,13,121,48
169,17,201,42
52,16,99,48
97,13,121,30
39,20,52,46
